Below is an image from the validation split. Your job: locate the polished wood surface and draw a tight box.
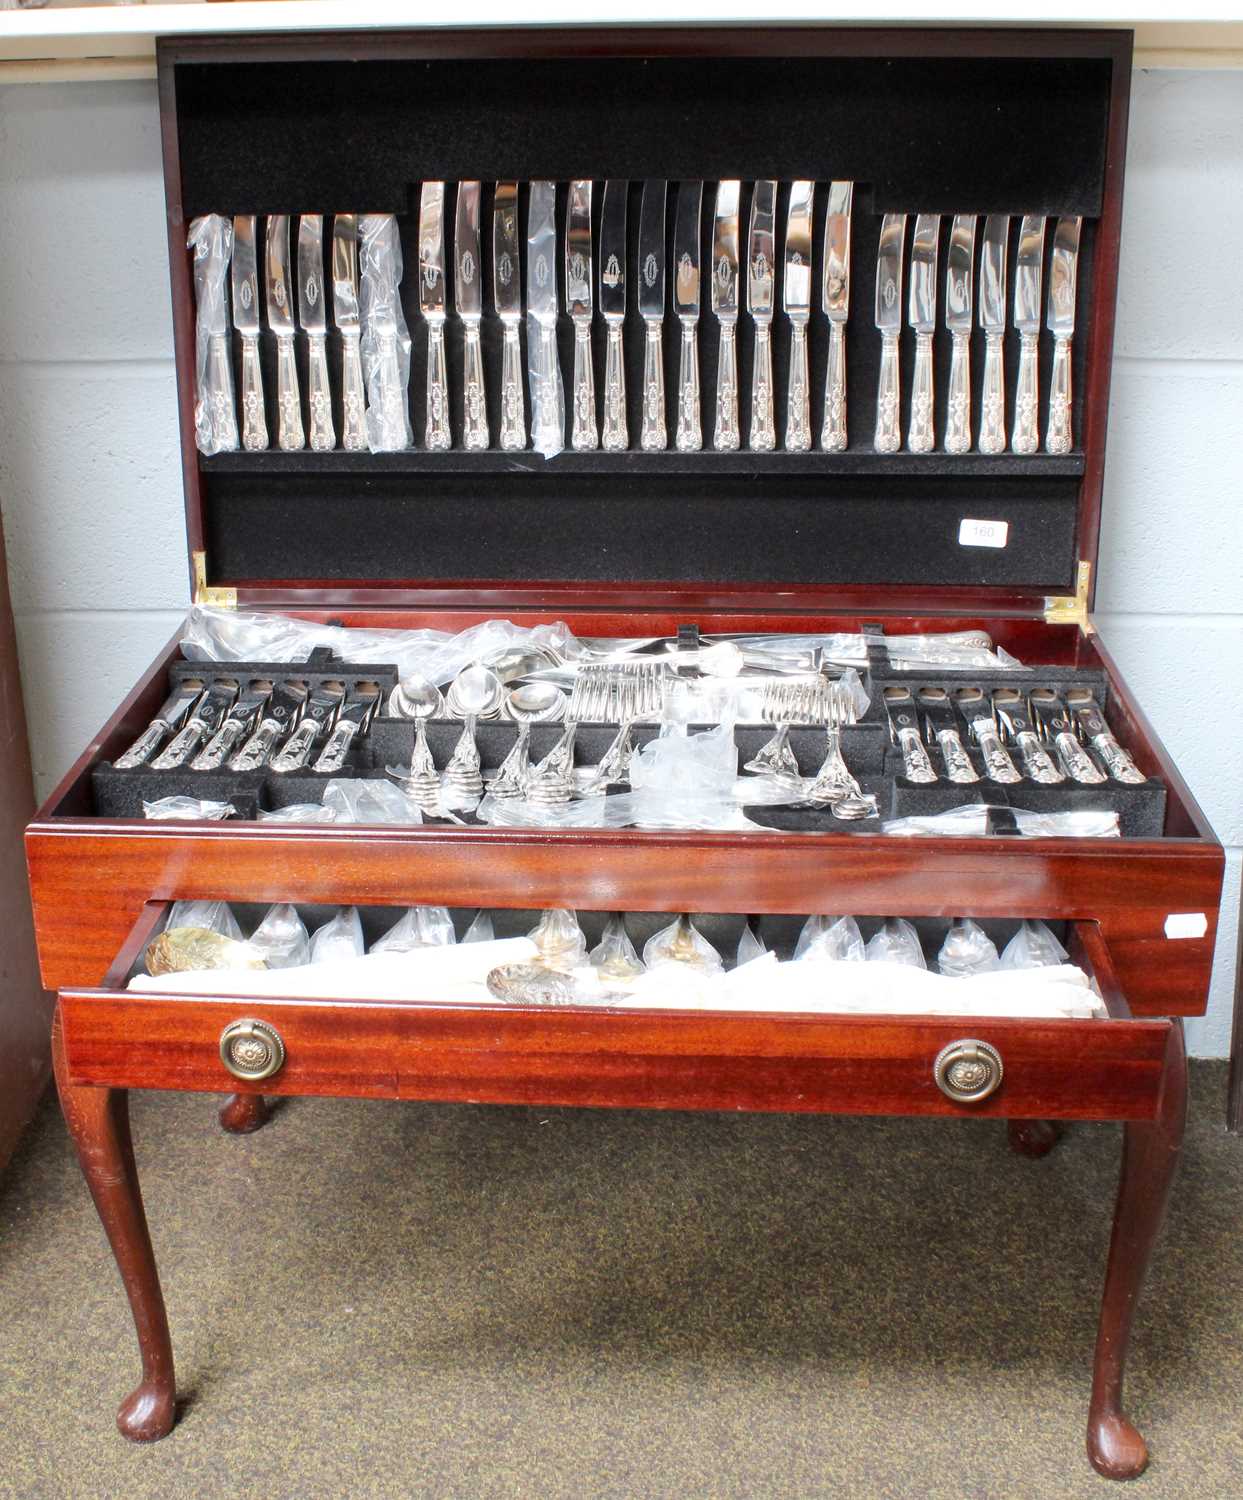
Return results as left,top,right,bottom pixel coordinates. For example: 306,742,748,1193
1007,1119,1064,1157
218,1092,270,1134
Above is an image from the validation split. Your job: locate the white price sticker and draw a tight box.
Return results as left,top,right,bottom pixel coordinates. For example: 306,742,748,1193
958,518,1009,549
1164,913,1208,940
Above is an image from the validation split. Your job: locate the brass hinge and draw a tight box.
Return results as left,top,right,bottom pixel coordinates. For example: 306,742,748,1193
1044,560,1093,631
192,550,237,609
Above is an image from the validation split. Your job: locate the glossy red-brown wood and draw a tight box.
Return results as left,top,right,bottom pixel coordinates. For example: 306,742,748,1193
218,1092,271,1133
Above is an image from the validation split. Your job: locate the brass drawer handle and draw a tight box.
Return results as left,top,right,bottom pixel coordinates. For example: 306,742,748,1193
219,1018,286,1082
933,1038,1003,1104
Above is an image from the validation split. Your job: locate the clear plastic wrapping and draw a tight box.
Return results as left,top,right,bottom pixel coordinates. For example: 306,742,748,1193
257,803,339,824
1000,920,1070,970
526,180,565,457
725,631,1025,672
248,904,312,969
736,920,768,968
936,918,1001,977
865,917,927,968
358,213,413,451
462,910,495,944
167,899,243,941
882,804,1120,839
642,914,724,975
309,907,365,964
371,906,457,954
143,797,236,821
527,908,588,972
794,914,866,964
589,913,646,981
321,780,423,825
187,214,238,456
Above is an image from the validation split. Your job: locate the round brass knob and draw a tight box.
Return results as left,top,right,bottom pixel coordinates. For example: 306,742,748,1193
219,1018,286,1082
933,1038,1003,1104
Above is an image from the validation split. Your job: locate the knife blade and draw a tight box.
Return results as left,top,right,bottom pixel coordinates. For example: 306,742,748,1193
189,215,238,454
873,212,907,453
711,179,741,451
265,214,304,450
746,179,777,451
978,213,1009,454
113,679,206,769
637,179,667,451
1046,214,1082,454
783,180,814,452
672,180,703,452
599,179,629,451
820,181,853,451
1010,214,1046,454
527,180,562,453
566,179,597,450
455,181,489,451
943,213,976,453
906,212,939,453
331,214,367,452
231,215,267,452
419,181,450,450
493,181,526,451
298,214,335,452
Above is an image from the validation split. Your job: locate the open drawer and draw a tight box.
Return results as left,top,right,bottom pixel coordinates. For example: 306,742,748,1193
58,903,1176,1124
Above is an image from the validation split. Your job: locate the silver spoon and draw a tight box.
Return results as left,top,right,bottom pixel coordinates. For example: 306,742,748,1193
448,664,503,720
389,673,444,720
506,681,566,723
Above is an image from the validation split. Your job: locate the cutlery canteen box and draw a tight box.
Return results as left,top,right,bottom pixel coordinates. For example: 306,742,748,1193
26,24,1225,1477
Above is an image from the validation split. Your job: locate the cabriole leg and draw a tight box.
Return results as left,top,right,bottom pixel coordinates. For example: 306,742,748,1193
1007,1119,1063,1158
219,1092,271,1134
51,1008,176,1441
1087,1020,1187,1480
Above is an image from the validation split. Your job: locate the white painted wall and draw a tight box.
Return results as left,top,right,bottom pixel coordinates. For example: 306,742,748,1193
0,70,1238,1053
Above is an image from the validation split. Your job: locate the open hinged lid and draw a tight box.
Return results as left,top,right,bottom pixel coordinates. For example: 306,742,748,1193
159,25,1129,622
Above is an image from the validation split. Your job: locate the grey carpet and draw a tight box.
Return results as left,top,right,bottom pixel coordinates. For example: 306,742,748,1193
1,1064,1241,1500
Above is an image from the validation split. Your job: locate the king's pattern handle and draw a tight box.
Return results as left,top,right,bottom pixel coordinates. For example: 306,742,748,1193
785,323,811,452
306,332,336,452
113,721,168,771
602,322,628,452
230,717,283,773
821,322,847,452
207,334,239,451
944,329,971,453
462,325,489,451
675,321,701,452
425,322,451,451
239,332,268,451
1014,729,1065,785
1091,732,1147,785
873,329,900,453
714,322,740,451
749,324,775,451
897,726,937,784
1054,730,1106,785
571,320,598,451
339,332,367,452
974,724,1022,784
1012,330,1039,454
1046,332,1073,454
313,720,360,775
908,330,934,453
936,729,981,785
978,329,1005,454
274,333,304,451
531,321,562,452
641,320,666,451
499,324,526,451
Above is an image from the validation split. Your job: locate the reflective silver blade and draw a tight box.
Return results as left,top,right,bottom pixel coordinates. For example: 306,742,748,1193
296,214,327,334
673,180,703,319
331,214,359,332
455,181,483,321
265,214,295,333
566,179,593,318
783,180,814,318
599,179,627,319
493,181,521,320
944,213,976,332
527,180,558,321
908,213,939,333
746,179,777,320
231,215,260,335
979,214,1009,333
637,179,666,321
1047,215,1082,335
418,181,446,318
822,180,853,321
874,213,907,332
711,179,740,319
1014,214,1046,333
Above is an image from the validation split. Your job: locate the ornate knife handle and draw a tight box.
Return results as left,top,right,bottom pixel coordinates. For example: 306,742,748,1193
974,722,1022,784
897,726,937,784
339,331,367,452
461,323,489,451
821,321,847,452
873,329,900,453
944,329,971,453
571,318,598,451
714,322,740,451
1054,730,1106,785
191,718,249,772
1014,729,1065,785
908,330,935,453
602,320,628,451
114,721,169,771
531,321,562,451
207,334,239,451
274,333,304,451
425,322,451,451
979,329,1005,454
1046,333,1073,454
786,322,811,452
749,323,775,451
499,322,526,451
239,332,268,451
640,320,666,451
306,332,336,452
1012,330,1039,454
150,718,208,771
1090,732,1146,785
375,330,408,450
230,717,283,773
936,729,980,785
675,320,702,452
271,720,319,773
313,720,359,775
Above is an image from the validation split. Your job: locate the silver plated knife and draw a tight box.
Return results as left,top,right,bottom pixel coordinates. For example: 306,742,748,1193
978,213,1009,454
599,179,629,451
746,179,777,451
232,215,266,450
783,180,814,451
331,214,367,452
873,212,907,453
1046,214,1082,454
566,180,597,451
1012,214,1046,454
711,179,741,451
298,214,335,451
527,180,562,453
265,214,304,450
493,182,524,450
943,213,976,453
673,181,703,452
419,182,450,450
907,212,939,452
455,181,488,451
638,179,667,451
821,181,852,451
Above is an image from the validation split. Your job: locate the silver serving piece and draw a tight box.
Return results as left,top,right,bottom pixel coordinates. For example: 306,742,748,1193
505,681,565,724
446,665,503,720
1012,214,1046,454
637,180,667,450
599,179,629,451
486,723,532,800
191,680,272,772
821,181,853,451
882,687,937,783
114,680,206,770
711,180,741,451
943,213,976,453
313,684,380,774
493,182,525,451
385,675,443,811
1046,214,1082,454
783,180,815,451
907,213,939,453
298,214,335,452
270,682,343,773
582,720,637,795
331,214,368,452
229,680,308,772
527,181,562,453
807,731,879,820
151,680,238,770
418,182,450,451
745,723,800,779
673,181,704,452
566,179,597,450
919,688,979,785
455,181,489,451
978,213,1010,454
1029,689,1107,785
953,687,1021,784
1066,689,1146,784
442,719,485,802
231,216,267,451
265,215,304,450
526,724,578,806
992,689,1064,785
873,212,907,453
746,179,778,451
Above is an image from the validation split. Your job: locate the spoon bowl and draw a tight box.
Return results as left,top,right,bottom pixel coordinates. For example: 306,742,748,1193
389,674,444,720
